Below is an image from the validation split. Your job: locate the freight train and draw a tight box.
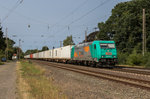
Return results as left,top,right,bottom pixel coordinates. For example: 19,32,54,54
24,40,118,67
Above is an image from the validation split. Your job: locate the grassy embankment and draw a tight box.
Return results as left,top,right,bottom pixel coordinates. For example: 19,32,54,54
0,61,4,65
17,60,67,99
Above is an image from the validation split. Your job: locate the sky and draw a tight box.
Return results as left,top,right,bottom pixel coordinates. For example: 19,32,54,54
0,0,131,52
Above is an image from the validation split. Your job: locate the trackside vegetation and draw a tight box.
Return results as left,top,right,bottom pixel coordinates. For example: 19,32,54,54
118,51,150,67
0,24,24,61
96,0,150,67
17,60,67,99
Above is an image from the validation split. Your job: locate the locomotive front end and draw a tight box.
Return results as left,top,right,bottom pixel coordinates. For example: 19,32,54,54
99,42,117,65
91,41,117,66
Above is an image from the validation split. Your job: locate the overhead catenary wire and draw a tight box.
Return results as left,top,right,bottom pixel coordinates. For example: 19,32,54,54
53,0,111,36
0,0,89,28
48,0,89,29
0,0,110,32
2,0,114,50
68,0,111,25
2,0,23,23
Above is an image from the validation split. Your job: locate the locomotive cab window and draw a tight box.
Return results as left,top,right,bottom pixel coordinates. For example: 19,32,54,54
100,43,115,49
108,44,115,48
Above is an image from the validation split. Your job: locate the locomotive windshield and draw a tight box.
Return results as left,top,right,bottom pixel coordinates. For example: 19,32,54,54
100,43,115,49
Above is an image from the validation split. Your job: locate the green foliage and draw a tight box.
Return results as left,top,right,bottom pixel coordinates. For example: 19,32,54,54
118,50,150,67
145,58,150,68
126,50,143,66
95,0,150,67
42,46,49,51
142,52,150,67
0,24,18,60
117,52,128,65
13,47,24,59
21,61,44,76
0,50,5,60
0,26,6,51
0,25,6,60
63,35,75,46
0,62,4,65
97,22,110,40
97,0,150,53
5,38,16,60
25,49,38,55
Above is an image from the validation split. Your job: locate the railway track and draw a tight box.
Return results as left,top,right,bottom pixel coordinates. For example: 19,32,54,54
112,68,150,75
114,66,150,75
32,60,150,90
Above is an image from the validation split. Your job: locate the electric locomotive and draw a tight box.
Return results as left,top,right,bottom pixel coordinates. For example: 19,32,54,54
71,40,117,67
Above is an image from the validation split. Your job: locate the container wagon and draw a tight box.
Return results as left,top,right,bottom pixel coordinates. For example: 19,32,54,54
24,40,117,67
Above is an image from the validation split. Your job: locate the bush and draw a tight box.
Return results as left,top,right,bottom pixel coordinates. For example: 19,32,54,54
145,59,150,68
117,52,128,64
118,49,150,67
0,50,5,62
0,62,4,65
143,53,150,67
126,49,144,66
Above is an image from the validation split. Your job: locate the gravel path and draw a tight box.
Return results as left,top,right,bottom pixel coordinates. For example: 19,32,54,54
0,62,17,99
35,62,150,99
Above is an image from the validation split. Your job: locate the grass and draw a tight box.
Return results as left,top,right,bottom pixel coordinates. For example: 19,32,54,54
0,62,4,65
17,60,67,99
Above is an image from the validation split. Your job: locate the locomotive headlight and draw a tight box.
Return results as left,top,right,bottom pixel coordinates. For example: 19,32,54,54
114,59,118,62
103,59,106,62
113,56,116,58
102,56,104,58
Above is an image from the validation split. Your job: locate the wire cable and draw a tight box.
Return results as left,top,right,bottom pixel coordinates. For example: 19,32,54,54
54,0,111,35
2,0,23,23
49,0,89,28
69,0,111,25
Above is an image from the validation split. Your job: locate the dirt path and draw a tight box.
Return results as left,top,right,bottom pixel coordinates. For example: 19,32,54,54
0,62,17,99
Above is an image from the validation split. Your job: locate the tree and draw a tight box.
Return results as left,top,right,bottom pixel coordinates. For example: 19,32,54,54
42,46,49,51
13,47,24,59
0,26,6,51
63,35,75,46
0,25,6,60
96,0,150,53
6,38,15,60
25,49,38,55
97,22,110,40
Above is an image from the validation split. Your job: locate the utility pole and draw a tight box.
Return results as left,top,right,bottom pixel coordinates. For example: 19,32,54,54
142,9,146,56
5,28,8,60
18,39,21,60
85,27,88,42
60,41,62,47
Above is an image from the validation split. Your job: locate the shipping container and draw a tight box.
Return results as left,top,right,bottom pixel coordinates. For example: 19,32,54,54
33,53,36,58
30,54,32,58
52,45,72,59
24,55,30,58
60,45,72,59
52,48,61,58
43,50,50,58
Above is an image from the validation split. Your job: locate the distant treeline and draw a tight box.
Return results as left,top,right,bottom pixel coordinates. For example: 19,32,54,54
0,26,24,60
